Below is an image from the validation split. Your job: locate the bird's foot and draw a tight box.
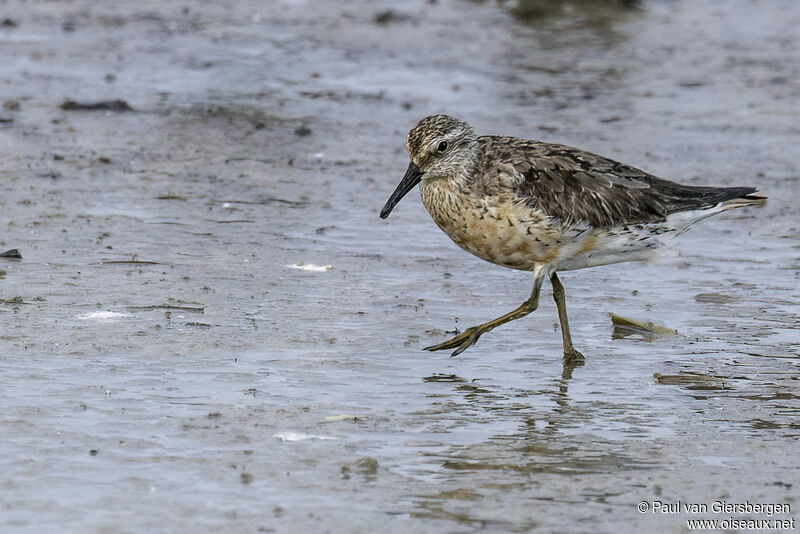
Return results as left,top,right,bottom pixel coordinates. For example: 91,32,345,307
424,326,484,357
563,347,585,362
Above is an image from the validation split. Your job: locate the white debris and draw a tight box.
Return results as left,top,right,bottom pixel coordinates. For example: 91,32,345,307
273,431,336,442
78,311,129,320
286,262,332,272
324,414,359,422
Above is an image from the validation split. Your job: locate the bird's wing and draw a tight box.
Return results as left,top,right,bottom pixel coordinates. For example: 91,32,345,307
480,137,755,227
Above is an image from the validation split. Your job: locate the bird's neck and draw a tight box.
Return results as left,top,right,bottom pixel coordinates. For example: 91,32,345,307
436,143,481,189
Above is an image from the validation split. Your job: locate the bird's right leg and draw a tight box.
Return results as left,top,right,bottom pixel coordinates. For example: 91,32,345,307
424,265,547,357
550,272,585,361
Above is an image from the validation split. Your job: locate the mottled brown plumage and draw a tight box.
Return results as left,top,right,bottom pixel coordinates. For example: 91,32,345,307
479,136,759,227
380,114,765,358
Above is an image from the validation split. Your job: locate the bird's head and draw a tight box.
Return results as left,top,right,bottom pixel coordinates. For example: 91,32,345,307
380,114,476,219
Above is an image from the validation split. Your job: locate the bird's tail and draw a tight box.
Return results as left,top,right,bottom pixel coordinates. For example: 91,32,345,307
666,190,767,234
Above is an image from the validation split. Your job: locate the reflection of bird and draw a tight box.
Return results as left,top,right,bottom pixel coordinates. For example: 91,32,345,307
380,114,766,358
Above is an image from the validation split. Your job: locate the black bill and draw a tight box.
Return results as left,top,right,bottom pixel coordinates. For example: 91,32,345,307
379,161,423,219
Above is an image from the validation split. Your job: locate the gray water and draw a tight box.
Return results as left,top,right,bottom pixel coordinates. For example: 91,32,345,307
0,1,798,532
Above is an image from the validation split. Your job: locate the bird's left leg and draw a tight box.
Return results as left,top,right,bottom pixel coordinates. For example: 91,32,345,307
424,265,547,357
550,272,584,360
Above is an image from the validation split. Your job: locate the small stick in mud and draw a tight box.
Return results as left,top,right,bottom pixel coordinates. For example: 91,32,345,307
0,248,22,259
610,313,677,340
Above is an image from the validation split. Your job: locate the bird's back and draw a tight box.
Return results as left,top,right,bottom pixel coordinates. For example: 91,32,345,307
473,136,763,229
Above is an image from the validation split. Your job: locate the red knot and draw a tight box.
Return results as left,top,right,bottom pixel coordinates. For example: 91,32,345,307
380,114,766,359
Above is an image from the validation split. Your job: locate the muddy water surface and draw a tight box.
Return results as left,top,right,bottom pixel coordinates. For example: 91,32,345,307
1,1,798,532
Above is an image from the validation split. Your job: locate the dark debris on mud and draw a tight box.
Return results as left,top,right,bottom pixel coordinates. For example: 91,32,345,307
59,99,134,112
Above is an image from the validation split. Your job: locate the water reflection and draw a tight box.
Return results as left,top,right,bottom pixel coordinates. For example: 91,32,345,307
561,351,585,380
506,0,642,27
408,336,798,525
411,359,662,525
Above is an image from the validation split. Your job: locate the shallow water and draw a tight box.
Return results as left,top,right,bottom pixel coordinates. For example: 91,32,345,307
1,0,798,532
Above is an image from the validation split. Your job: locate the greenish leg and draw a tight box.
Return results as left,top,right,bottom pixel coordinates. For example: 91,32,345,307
424,267,545,357
550,272,584,360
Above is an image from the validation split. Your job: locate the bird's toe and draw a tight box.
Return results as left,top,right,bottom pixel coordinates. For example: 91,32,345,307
424,326,483,355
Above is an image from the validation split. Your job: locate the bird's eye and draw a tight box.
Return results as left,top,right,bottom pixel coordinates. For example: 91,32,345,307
437,141,448,153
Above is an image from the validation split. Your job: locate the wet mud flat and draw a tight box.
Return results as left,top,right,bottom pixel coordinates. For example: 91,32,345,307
1,0,798,532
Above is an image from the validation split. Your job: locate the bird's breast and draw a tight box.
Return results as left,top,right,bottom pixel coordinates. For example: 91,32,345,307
419,179,564,271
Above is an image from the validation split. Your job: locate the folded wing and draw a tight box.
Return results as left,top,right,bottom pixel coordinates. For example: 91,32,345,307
482,137,758,228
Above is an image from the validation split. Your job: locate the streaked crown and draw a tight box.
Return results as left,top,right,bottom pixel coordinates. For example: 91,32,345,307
405,114,475,163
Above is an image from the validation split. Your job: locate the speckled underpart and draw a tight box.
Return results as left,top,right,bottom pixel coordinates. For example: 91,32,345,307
420,179,560,271
380,114,766,358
